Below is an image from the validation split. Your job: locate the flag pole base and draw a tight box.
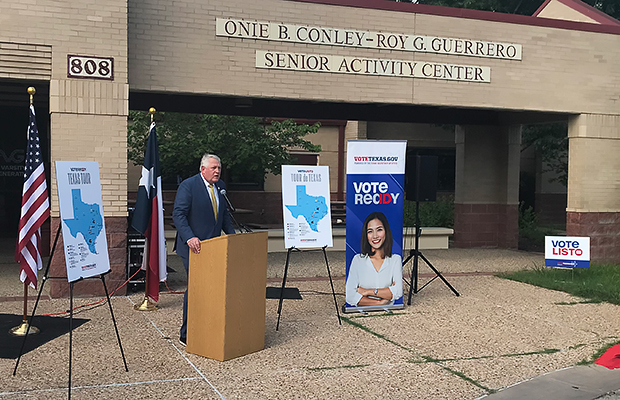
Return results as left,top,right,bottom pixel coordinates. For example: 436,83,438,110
134,296,158,311
10,321,40,336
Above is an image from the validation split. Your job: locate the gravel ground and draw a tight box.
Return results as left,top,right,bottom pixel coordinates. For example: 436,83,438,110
1,242,618,400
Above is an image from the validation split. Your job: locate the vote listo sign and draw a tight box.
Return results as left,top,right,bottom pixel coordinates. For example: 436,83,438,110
545,236,590,269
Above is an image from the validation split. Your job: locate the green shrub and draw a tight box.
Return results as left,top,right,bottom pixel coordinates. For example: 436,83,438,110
519,202,538,231
403,195,454,227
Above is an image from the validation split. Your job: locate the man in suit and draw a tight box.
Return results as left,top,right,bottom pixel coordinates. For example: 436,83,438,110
173,153,236,345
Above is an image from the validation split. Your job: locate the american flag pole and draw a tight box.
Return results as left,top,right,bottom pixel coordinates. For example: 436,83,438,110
10,87,49,337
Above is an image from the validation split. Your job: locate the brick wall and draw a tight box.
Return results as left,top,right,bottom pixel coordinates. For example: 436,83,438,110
454,204,519,248
1,0,129,297
567,212,620,263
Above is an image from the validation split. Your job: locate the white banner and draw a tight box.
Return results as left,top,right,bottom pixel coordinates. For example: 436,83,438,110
55,161,111,282
346,140,407,175
281,165,333,249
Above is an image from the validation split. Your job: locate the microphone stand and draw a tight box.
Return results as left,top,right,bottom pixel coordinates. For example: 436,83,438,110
227,207,252,233
221,189,252,233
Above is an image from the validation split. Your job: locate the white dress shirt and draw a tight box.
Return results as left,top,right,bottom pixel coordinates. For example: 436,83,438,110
200,174,219,212
345,253,403,306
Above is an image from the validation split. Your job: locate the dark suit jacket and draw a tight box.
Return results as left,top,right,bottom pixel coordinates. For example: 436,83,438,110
172,173,236,261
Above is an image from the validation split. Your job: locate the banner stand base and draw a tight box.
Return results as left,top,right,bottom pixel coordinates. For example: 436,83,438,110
342,304,404,314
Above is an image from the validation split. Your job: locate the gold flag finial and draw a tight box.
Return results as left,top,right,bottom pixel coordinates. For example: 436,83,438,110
149,107,156,123
27,87,36,105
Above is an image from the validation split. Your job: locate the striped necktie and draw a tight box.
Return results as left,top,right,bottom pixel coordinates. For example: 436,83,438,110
210,184,218,221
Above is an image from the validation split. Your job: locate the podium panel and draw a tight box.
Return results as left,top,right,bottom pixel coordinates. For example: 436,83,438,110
187,231,268,361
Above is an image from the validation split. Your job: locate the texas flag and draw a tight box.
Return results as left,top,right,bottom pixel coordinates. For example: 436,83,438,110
131,122,167,302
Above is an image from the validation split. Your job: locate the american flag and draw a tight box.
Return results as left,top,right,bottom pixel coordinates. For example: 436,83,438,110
15,104,50,289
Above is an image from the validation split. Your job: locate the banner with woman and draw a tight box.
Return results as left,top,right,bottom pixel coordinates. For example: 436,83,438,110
345,140,407,312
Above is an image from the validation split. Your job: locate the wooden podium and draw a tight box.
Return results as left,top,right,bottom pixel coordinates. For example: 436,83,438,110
187,231,268,361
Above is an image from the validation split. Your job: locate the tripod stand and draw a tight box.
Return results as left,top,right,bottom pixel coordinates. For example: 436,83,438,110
403,200,459,305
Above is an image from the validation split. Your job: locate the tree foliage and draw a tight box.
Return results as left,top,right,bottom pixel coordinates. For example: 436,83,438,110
522,122,568,186
128,111,321,187
411,0,618,20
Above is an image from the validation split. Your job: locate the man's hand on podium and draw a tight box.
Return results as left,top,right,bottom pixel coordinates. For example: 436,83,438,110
188,237,201,254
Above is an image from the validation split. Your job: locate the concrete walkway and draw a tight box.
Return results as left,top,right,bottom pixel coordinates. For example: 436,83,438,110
1,246,618,399
478,364,620,400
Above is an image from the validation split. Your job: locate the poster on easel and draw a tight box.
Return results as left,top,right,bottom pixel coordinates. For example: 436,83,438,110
344,140,407,313
281,165,333,249
55,161,111,282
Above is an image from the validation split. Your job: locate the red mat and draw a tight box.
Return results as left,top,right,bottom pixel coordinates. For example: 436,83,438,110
595,344,620,370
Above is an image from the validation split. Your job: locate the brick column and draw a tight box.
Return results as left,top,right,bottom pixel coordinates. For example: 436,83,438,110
48,88,129,297
453,125,521,249
567,114,620,263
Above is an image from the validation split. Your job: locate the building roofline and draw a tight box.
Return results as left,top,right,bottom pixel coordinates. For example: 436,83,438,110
287,0,620,35
533,0,620,26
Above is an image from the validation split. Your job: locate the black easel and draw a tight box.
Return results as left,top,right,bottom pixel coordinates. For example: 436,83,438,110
13,224,129,399
276,246,341,330
403,200,459,305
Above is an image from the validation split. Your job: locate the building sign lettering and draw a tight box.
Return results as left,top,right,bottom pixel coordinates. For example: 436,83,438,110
217,18,522,61
256,50,491,83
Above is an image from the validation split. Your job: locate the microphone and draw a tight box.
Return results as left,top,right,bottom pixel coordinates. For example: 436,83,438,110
219,188,236,213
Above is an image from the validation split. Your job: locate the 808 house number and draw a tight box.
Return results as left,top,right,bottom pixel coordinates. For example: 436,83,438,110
67,55,114,80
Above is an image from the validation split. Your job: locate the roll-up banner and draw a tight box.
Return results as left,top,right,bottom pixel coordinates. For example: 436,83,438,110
345,140,407,313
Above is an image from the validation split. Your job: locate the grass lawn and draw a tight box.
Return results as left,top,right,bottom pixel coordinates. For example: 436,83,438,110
498,263,620,364
498,263,620,305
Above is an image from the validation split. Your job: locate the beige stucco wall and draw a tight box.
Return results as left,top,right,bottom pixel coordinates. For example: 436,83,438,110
128,0,619,116
1,0,618,217
0,0,129,217
455,125,521,204
567,114,620,212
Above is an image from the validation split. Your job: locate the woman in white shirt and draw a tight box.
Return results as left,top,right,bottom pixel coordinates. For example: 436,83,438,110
346,212,403,307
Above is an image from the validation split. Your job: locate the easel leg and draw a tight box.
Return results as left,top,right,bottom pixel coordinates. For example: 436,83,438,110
68,282,74,400
101,275,129,371
13,224,61,376
276,248,293,331
322,247,341,325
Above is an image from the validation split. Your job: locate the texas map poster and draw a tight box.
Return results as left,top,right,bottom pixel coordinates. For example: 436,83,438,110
55,161,110,282
345,140,406,313
282,165,333,249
